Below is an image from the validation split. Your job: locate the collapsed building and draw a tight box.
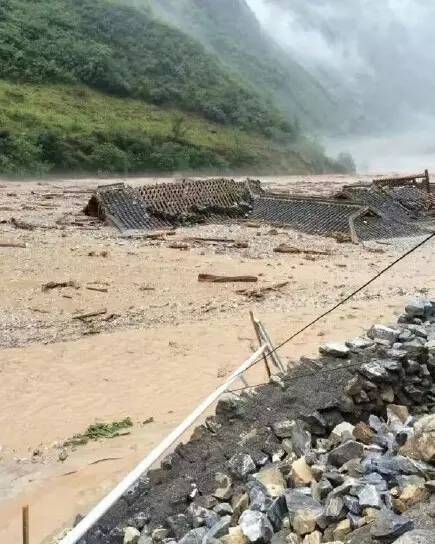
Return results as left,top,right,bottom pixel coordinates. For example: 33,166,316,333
85,172,435,242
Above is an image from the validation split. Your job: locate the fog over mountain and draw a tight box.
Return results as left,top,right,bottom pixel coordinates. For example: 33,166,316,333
247,0,435,170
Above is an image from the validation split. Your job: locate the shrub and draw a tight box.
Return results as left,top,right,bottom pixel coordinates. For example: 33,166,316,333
0,131,47,175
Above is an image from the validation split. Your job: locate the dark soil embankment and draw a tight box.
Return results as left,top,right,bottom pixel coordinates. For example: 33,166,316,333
77,299,435,544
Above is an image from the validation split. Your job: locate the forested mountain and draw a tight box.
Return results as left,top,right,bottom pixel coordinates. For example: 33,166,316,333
0,0,291,134
0,0,349,176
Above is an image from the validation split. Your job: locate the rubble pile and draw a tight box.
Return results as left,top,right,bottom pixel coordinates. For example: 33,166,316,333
79,299,435,544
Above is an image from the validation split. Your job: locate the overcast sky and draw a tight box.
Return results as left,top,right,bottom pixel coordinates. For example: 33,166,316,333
246,0,435,119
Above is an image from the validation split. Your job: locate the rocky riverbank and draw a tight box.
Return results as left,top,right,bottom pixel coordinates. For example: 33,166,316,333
76,298,434,544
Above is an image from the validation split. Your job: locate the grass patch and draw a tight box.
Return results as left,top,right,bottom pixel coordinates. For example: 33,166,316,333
64,417,133,447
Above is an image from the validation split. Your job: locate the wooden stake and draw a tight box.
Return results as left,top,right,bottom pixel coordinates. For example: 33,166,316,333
22,505,29,544
72,308,107,321
199,274,258,283
0,241,27,248
258,320,285,373
250,311,271,379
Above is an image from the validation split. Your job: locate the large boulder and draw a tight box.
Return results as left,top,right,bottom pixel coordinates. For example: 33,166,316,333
400,414,435,463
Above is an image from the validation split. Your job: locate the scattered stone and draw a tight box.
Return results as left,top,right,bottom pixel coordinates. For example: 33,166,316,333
188,503,218,528
273,420,295,439
354,485,383,509
58,448,68,461
292,511,317,536
291,421,312,457
343,495,362,515
301,411,328,435
228,453,257,479
204,516,231,541
167,514,191,540
302,531,321,544
221,526,248,544
332,519,352,541
248,482,271,512
267,495,288,531
400,338,427,357
388,405,410,424
285,534,301,544
353,422,375,445
359,360,396,383
216,393,247,419
400,414,435,462
380,385,395,403
138,532,153,544
346,337,375,350
285,489,324,522
327,441,364,467
345,524,374,544
324,496,345,521
391,529,434,543
214,473,233,500
370,510,414,540
394,484,430,513
405,299,432,318
239,510,274,542
152,528,169,542
232,492,250,517
367,325,400,343
331,422,355,443
214,503,234,516
254,467,286,497
124,527,141,544
319,343,350,358
291,458,314,487
179,528,208,544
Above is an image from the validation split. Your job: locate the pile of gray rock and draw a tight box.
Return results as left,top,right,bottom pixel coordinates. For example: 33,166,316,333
78,298,435,544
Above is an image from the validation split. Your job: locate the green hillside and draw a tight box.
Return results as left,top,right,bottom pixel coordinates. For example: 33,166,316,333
0,81,345,176
0,0,293,134
146,0,343,131
0,0,349,176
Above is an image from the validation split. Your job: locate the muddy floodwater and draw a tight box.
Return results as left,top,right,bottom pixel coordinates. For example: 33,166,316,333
0,175,433,543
